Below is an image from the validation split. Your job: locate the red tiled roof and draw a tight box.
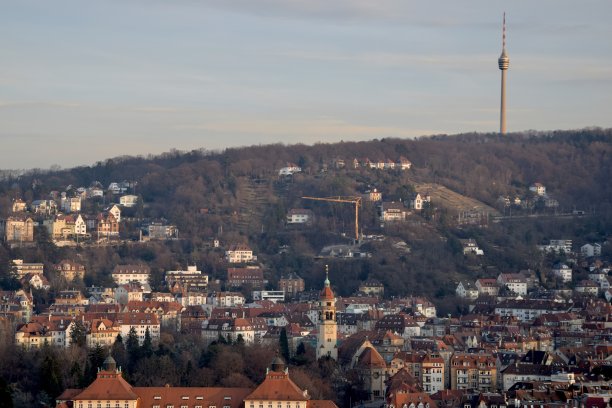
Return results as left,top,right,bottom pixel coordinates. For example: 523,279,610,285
74,370,139,400
245,370,308,401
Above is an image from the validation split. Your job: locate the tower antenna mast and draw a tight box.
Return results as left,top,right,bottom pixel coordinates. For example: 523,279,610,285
498,12,510,135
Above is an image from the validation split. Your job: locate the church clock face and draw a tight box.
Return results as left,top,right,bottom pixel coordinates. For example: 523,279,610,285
326,326,334,334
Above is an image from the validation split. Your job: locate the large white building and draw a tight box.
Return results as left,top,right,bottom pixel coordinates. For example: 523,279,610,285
112,264,151,285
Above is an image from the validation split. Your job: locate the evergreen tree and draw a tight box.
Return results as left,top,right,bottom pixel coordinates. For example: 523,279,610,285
39,354,63,400
111,334,128,371
126,327,141,370
0,377,13,408
279,328,290,361
69,320,87,348
141,327,153,358
85,344,106,383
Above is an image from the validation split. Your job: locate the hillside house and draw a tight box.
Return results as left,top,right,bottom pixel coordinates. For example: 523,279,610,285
380,201,409,222
4,215,34,242
286,208,314,224
225,244,255,263
409,192,431,210
227,266,264,288
112,264,151,285
529,183,546,196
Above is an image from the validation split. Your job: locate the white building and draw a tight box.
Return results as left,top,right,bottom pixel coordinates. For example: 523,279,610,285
529,183,546,196
409,193,431,210
115,312,160,345
112,264,150,285
497,273,528,296
61,196,82,213
461,239,484,255
286,209,314,224
74,214,87,236
581,243,602,258
278,164,302,176
119,195,139,207
456,281,479,299
225,244,255,263
538,239,572,254
210,292,245,307
252,290,285,303
552,264,572,283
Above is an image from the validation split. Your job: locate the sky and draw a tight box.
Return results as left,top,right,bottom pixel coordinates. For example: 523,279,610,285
1,0,612,170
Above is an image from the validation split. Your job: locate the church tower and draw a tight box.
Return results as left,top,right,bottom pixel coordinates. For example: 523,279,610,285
316,265,337,360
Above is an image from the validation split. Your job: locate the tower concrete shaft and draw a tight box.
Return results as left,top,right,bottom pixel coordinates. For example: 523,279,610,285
498,13,509,135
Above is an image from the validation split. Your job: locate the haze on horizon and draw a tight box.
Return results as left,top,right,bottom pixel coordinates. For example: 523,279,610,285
2,0,612,170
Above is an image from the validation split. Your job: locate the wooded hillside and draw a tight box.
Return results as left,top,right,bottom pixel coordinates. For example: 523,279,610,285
1,128,611,312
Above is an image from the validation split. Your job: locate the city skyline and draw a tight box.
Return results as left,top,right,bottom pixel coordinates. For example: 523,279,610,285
2,0,612,169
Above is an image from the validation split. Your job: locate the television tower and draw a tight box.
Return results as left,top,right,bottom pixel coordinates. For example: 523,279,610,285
498,12,509,135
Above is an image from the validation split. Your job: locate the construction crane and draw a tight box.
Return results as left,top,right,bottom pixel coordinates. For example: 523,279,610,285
302,196,362,241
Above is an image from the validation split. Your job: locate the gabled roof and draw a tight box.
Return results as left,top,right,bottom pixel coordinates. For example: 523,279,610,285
245,369,309,401
357,346,386,369
74,370,139,400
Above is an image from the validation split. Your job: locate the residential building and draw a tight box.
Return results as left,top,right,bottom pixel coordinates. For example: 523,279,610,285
55,259,86,281
147,222,178,239
61,196,82,213
11,259,44,278
278,163,302,176
112,264,151,285
15,322,53,349
252,290,285,303
202,317,256,345
366,188,383,202
44,214,76,239
456,281,479,299
380,201,409,222
581,243,602,258
165,265,209,293
20,273,50,290
409,193,431,211
494,299,571,322
552,263,572,283
74,214,87,236
226,244,255,263
119,194,139,207
286,209,315,224
450,353,497,393
11,199,27,212
227,266,264,288
497,273,527,295
114,312,160,345
86,318,120,348
529,183,546,196
538,239,573,254
461,239,484,255
210,292,245,308
97,212,119,238
359,280,384,297
475,278,499,296
4,215,34,242
279,273,305,297
31,199,57,215
108,204,122,222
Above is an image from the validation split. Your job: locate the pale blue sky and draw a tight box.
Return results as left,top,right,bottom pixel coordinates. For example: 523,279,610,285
1,0,611,169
